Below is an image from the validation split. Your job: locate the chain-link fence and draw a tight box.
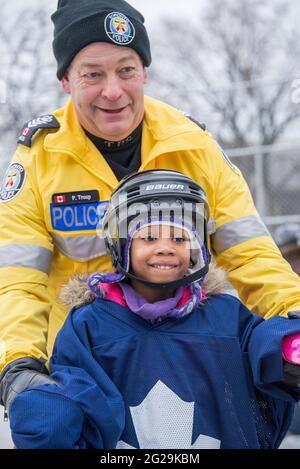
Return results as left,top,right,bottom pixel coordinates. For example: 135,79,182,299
227,141,300,234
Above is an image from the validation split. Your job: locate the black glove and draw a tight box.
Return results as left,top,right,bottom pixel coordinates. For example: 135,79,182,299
287,311,300,320
0,357,57,413
283,311,300,388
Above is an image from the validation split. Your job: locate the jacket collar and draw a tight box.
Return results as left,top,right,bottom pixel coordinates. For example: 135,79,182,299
43,96,208,185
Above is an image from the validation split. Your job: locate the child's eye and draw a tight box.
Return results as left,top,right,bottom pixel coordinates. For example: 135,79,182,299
143,236,157,242
173,237,186,243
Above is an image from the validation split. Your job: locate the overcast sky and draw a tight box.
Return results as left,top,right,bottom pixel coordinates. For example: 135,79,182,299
11,0,300,29
126,0,204,23
22,0,205,25
21,0,203,19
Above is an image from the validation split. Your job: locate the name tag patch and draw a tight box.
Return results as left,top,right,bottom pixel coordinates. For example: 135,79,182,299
52,190,100,206
50,191,107,231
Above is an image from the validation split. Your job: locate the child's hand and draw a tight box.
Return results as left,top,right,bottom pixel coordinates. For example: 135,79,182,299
9,385,85,449
282,333,300,365
282,312,300,387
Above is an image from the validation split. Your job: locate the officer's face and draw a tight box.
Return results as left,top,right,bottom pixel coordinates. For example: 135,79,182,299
61,42,148,141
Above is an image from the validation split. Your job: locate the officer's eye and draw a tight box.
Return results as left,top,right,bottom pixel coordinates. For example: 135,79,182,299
84,72,101,80
119,67,135,75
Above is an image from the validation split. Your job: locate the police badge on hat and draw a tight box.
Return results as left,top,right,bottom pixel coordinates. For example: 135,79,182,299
104,12,135,45
0,162,26,202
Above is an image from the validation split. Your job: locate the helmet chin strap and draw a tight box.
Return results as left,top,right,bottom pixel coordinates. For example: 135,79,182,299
116,255,211,290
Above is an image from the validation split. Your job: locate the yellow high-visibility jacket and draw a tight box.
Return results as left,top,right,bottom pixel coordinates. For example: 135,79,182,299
0,96,300,372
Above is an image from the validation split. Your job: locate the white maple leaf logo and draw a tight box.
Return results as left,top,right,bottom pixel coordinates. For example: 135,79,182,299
117,380,220,449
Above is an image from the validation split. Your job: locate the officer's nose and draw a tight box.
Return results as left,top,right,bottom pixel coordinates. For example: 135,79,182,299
101,77,123,101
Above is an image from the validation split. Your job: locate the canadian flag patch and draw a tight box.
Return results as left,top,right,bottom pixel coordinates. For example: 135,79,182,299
53,195,67,204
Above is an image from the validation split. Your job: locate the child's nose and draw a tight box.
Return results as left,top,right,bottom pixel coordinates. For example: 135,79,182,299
154,240,175,255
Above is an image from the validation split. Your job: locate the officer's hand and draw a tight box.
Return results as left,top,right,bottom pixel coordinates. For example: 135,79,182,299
0,357,57,412
283,362,300,387
9,385,85,449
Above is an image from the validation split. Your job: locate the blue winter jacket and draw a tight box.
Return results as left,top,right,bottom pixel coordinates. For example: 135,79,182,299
9,294,300,449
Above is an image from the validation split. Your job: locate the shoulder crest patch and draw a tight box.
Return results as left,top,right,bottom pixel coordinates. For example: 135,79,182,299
17,114,60,148
0,162,26,202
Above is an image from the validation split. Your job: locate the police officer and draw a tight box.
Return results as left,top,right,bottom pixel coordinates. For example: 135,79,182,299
1,0,300,417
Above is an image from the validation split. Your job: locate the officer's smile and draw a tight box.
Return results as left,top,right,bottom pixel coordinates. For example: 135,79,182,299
96,105,128,115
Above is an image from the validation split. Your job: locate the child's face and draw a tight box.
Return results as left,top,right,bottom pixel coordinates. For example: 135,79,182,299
130,224,191,284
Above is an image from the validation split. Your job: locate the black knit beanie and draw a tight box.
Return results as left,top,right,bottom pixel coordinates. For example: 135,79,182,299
52,0,152,80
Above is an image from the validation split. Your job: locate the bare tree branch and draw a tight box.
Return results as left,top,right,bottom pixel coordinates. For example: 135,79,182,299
0,3,65,164
149,0,300,149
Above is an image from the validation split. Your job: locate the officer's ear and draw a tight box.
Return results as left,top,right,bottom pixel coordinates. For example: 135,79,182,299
143,68,148,85
61,71,71,95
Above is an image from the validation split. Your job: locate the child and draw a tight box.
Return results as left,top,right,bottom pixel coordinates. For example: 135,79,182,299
9,170,300,449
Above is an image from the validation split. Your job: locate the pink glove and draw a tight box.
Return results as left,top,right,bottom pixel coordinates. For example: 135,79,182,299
282,333,300,364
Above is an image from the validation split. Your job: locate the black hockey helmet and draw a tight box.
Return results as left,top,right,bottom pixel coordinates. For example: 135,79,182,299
101,169,211,289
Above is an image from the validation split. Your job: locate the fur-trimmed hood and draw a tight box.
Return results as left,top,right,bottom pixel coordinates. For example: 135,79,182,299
60,260,227,311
